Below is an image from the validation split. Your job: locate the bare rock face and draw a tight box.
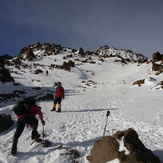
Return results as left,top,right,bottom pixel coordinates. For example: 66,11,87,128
0,57,14,84
152,63,163,75
87,128,161,163
152,52,162,62
151,52,163,75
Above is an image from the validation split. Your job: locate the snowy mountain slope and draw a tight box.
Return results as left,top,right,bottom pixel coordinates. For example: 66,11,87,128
0,49,163,163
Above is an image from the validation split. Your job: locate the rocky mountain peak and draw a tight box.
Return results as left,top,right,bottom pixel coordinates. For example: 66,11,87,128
94,45,148,62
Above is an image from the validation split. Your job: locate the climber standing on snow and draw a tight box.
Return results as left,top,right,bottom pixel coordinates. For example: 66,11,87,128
51,82,64,112
46,70,49,76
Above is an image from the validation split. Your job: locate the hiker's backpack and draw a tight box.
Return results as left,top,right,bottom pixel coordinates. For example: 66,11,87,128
13,97,36,116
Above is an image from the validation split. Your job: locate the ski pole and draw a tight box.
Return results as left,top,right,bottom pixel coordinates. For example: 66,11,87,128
103,111,110,137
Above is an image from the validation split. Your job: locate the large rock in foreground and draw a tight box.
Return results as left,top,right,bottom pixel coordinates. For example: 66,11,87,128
87,128,161,163
0,114,14,133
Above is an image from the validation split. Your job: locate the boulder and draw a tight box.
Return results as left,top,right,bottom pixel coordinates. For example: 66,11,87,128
0,114,14,133
87,136,120,163
87,128,161,163
132,79,145,86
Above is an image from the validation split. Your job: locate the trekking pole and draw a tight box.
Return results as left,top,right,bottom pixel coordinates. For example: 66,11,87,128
42,124,45,141
103,111,110,137
41,124,52,147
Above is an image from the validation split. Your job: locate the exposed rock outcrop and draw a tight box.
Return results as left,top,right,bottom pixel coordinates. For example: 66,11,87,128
151,52,163,75
132,79,145,87
87,128,161,163
0,56,15,84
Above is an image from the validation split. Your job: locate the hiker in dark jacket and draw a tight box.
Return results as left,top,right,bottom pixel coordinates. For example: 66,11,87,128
51,82,64,112
11,102,45,156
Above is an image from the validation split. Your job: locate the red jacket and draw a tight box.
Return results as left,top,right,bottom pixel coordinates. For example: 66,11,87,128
17,105,44,121
29,105,44,122
55,86,64,98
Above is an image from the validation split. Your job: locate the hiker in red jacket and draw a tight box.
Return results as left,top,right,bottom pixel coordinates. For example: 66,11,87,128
29,105,45,128
51,82,64,112
11,102,45,156
46,70,49,76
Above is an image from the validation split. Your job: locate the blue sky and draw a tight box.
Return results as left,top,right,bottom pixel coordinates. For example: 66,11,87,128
0,0,163,58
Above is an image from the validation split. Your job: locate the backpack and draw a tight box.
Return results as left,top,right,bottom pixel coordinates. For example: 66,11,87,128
13,97,36,116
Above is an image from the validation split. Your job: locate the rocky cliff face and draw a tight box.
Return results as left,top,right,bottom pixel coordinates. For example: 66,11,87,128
152,52,163,75
0,56,14,84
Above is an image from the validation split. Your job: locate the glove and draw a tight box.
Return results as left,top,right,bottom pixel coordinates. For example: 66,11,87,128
62,96,65,99
42,121,45,125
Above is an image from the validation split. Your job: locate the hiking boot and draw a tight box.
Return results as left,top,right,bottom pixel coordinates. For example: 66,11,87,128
57,109,61,112
11,150,17,156
31,131,40,140
11,143,17,156
51,108,56,111
35,138,42,143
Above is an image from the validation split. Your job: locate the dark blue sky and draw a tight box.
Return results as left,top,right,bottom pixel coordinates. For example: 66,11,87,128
0,0,163,58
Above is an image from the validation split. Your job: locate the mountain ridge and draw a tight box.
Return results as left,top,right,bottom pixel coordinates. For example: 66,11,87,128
16,42,148,62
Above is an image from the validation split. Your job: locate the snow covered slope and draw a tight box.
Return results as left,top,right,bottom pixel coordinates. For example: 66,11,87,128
0,49,163,163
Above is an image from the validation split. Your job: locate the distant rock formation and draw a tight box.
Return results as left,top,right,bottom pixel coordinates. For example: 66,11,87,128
18,42,62,59
152,52,163,75
87,128,161,163
0,56,14,84
14,42,148,63
152,52,163,62
94,45,148,62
